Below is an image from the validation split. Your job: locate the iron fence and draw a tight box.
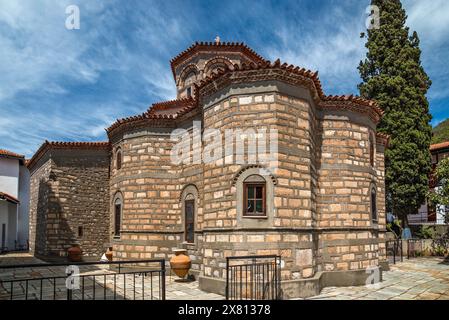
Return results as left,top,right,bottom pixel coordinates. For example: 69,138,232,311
0,259,165,300
407,238,425,258
226,255,282,300
386,239,404,264
385,238,446,263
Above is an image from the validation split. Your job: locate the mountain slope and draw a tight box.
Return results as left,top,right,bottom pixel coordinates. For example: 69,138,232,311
432,119,449,144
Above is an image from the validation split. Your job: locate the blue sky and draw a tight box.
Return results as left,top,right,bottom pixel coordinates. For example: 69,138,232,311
1,0,448,157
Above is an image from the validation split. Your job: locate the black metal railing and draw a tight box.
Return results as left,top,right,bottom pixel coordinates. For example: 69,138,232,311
386,238,437,263
0,259,165,300
407,238,425,258
386,239,404,264
226,255,282,300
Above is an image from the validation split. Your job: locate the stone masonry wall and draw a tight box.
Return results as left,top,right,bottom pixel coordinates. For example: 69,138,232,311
29,149,110,259
375,145,387,262
316,116,382,271
200,92,319,281
29,156,52,256
110,132,182,262
109,88,386,283
110,124,206,273
107,88,386,292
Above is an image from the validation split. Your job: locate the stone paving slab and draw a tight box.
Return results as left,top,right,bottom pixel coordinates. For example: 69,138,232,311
307,257,449,300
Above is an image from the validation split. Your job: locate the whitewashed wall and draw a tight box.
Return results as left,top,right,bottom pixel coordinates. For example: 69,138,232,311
0,158,19,198
0,201,8,249
18,165,30,246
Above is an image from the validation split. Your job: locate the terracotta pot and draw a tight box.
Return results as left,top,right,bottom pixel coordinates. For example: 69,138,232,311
68,244,82,262
170,249,191,278
105,247,113,261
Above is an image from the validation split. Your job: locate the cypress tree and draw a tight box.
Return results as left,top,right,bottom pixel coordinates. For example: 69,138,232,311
358,0,432,226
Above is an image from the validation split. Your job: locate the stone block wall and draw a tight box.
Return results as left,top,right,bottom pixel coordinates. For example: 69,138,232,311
108,87,387,288
199,92,320,281
110,132,180,261
316,114,384,272
29,156,52,256
106,81,387,299
29,148,110,259
110,122,206,272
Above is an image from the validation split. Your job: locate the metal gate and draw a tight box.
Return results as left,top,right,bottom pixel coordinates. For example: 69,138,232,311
226,255,282,300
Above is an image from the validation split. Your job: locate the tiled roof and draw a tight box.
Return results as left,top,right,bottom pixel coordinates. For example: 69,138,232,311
0,191,19,204
430,141,449,152
194,59,383,118
148,97,197,116
170,41,267,79
106,97,197,135
0,149,25,160
107,58,383,137
27,141,110,171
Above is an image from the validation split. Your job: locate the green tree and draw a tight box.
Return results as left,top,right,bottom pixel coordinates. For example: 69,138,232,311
358,0,432,226
428,158,449,224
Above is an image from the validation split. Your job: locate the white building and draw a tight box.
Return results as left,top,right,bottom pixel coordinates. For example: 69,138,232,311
0,149,30,252
408,141,449,226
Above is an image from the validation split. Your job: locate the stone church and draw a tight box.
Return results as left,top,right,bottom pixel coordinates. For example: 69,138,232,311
27,40,389,298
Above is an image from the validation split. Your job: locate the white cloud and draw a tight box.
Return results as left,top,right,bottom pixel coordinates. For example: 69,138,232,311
0,1,107,102
1,0,448,157
0,0,185,156
265,4,367,94
404,0,449,44
403,0,449,104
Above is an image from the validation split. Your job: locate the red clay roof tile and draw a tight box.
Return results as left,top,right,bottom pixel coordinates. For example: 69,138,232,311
170,41,267,80
430,141,449,151
0,149,25,160
27,141,110,171
107,53,382,137
0,191,19,204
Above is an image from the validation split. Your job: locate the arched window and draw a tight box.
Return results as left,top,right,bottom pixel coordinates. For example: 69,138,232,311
184,194,195,243
116,149,122,170
371,186,378,223
114,197,122,237
369,134,375,167
180,185,198,244
243,175,266,217
183,71,196,87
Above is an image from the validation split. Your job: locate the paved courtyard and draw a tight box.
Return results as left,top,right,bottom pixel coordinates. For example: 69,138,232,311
308,257,449,300
0,253,448,300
